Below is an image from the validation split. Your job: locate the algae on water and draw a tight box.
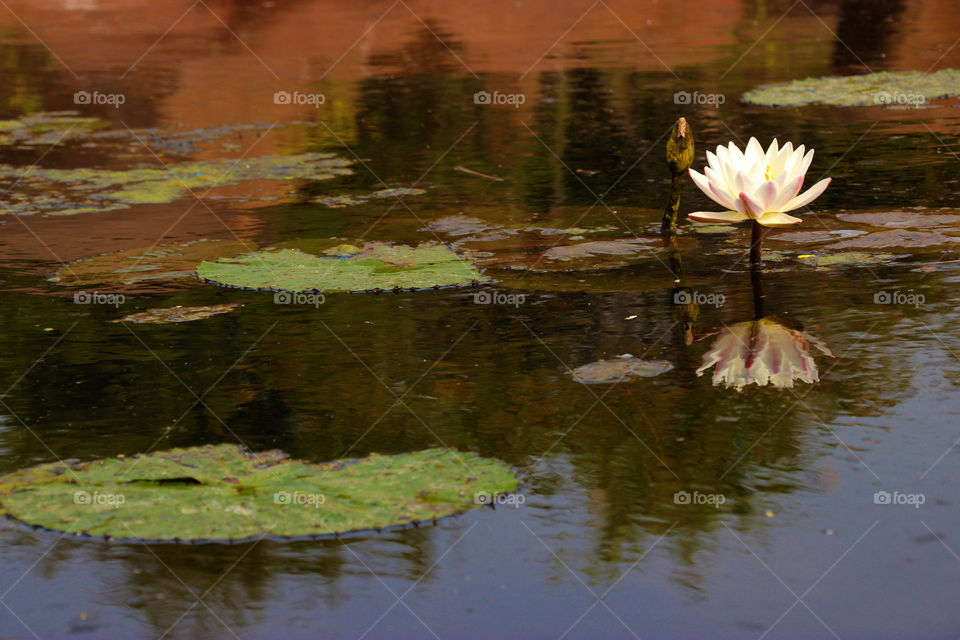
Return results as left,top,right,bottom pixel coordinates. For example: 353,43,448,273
743,69,960,107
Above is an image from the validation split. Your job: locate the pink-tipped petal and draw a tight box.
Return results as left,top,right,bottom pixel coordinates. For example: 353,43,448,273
689,210,749,224
739,191,765,220
709,180,740,211
690,168,735,210
781,177,831,212
798,148,815,177
771,174,804,211
757,211,804,227
758,179,779,212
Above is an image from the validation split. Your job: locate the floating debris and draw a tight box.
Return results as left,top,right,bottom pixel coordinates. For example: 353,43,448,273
570,355,674,384
112,303,243,324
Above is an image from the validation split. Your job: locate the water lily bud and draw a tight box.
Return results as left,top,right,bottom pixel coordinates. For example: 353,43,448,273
666,117,695,175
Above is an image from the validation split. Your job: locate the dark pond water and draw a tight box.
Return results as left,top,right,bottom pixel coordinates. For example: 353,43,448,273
1,1,960,638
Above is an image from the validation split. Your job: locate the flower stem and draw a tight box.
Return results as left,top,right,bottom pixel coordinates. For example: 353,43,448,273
749,219,764,265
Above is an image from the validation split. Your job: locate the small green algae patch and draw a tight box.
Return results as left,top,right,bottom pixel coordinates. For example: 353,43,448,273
51,239,253,287
0,444,519,541
0,111,110,146
314,187,426,208
743,69,960,107
197,242,488,293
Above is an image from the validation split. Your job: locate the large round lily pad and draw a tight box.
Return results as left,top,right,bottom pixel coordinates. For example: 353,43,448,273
0,444,519,542
743,69,960,107
196,242,488,293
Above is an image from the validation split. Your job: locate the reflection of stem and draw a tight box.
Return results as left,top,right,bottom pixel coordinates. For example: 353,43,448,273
749,219,764,265
665,233,682,277
750,266,764,319
661,172,684,233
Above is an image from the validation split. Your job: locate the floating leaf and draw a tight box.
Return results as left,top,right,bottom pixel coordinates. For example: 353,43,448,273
544,239,657,260
197,242,487,293
0,153,352,216
769,229,866,244
836,210,960,228
570,355,674,384
743,69,960,107
112,303,242,324
793,251,897,267
314,187,426,208
50,239,252,288
828,229,956,249
0,445,519,541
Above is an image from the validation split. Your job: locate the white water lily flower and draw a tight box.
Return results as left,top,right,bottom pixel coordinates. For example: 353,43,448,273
688,138,831,227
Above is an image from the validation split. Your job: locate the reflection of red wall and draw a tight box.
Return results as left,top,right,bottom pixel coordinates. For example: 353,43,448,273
1,0,747,129
3,0,959,130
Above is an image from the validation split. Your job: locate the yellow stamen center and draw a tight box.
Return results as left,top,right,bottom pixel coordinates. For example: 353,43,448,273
764,164,774,182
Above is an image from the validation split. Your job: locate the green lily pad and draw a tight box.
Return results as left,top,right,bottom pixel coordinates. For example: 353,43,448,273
50,239,253,288
112,303,242,324
197,242,488,293
570,355,674,383
0,444,519,541
743,69,960,107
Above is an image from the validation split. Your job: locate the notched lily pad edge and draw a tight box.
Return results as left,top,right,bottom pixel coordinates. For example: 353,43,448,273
0,446,523,545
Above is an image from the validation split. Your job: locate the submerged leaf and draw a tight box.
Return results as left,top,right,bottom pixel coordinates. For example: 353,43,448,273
0,445,519,541
570,355,674,383
50,239,252,288
112,303,242,324
197,242,488,293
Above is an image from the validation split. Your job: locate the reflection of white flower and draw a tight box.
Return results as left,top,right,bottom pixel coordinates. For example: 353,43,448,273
688,138,831,227
697,317,835,390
